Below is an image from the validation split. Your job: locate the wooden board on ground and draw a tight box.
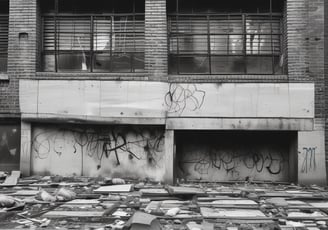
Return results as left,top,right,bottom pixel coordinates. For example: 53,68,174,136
140,189,169,196
200,207,266,218
309,202,328,209
64,199,100,205
43,211,104,218
94,184,134,194
0,171,21,187
167,186,205,195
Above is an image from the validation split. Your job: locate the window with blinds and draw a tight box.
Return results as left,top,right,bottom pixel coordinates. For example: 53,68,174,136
168,0,285,75
41,0,145,72
0,15,8,72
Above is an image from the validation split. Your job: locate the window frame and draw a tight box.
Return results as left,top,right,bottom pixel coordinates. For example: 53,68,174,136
0,14,8,73
167,2,285,75
41,0,145,73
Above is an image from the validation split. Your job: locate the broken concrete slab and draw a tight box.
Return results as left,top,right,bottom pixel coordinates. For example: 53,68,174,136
0,171,20,187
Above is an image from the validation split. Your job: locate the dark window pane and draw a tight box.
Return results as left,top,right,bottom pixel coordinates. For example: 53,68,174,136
178,56,210,74
111,53,132,72
93,53,111,72
42,54,55,72
0,0,8,14
246,56,273,74
169,55,178,74
0,54,7,72
132,53,144,72
211,56,245,74
273,55,284,74
0,13,8,72
58,53,90,72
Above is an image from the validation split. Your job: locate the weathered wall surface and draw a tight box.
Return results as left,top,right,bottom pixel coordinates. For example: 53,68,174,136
177,132,294,182
298,131,326,185
30,125,165,180
0,123,20,171
20,80,314,120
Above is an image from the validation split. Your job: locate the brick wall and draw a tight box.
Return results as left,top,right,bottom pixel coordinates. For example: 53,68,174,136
286,0,310,82
0,0,38,115
145,0,168,77
325,0,328,183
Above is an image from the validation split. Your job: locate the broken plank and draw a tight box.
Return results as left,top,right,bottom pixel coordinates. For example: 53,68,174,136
43,211,104,218
94,184,134,194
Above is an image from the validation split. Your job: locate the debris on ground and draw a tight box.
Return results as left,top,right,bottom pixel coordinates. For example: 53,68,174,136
1,173,328,229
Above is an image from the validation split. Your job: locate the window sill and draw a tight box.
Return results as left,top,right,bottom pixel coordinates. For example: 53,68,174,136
168,74,289,83
33,72,158,81
0,73,9,81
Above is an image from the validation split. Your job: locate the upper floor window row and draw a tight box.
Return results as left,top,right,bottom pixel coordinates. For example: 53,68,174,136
167,0,286,75
0,0,8,73
41,0,145,73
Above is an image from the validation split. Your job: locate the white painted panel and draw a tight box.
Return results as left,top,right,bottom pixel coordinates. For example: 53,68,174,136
31,125,166,180
20,80,314,120
166,83,314,118
298,130,326,185
31,126,82,176
38,81,101,116
100,81,167,118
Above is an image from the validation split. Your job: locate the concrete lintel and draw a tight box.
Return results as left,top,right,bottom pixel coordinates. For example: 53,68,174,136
166,118,314,131
21,113,166,126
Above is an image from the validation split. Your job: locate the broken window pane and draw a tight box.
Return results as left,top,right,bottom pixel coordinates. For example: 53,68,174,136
41,0,145,73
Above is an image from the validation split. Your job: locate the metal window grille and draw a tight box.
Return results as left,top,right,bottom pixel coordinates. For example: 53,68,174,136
168,4,284,75
0,14,8,72
42,3,144,72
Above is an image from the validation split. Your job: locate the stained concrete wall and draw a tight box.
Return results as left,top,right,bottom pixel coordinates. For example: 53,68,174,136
298,130,326,185
30,124,166,180
20,80,314,121
177,131,295,182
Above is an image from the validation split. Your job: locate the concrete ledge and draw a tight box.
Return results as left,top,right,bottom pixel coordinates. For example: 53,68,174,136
169,74,289,83
166,118,314,131
21,113,166,125
34,72,167,82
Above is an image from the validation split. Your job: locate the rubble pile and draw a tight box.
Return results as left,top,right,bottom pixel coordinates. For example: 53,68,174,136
1,173,328,229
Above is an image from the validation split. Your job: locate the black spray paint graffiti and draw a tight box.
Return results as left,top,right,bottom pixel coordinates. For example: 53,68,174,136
32,127,165,170
179,149,286,180
300,147,317,173
165,84,205,115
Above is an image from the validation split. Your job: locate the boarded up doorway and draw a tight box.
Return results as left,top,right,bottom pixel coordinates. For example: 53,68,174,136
176,131,297,182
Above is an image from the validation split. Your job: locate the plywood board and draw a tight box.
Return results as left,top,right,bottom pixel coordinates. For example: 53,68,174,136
43,211,104,217
200,207,266,218
94,184,134,194
309,203,328,209
211,200,257,205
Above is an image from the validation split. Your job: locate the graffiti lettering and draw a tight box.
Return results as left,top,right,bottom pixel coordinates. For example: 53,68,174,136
300,147,317,173
32,126,165,171
165,84,205,115
179,149,286,180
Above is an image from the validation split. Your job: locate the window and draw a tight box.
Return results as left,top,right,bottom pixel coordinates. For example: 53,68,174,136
41,0,145,73
168,0,286,75
0,0,8,73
